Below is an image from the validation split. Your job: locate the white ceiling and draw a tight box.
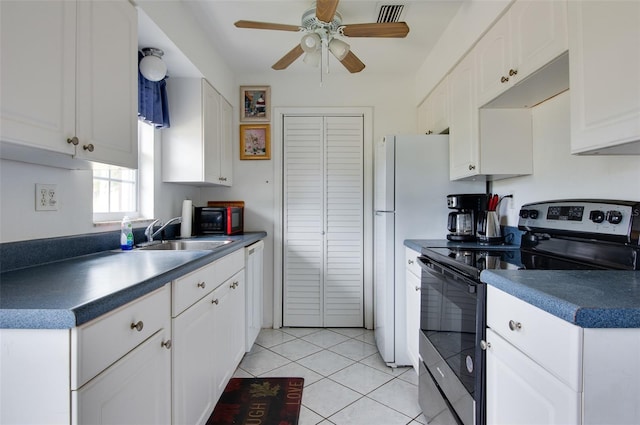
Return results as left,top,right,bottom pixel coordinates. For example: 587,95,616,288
172,0,464,76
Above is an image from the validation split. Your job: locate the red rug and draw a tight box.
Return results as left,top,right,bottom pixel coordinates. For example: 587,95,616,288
207,377,304,425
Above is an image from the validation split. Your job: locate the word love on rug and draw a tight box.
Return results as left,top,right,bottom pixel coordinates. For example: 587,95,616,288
207,377,304,425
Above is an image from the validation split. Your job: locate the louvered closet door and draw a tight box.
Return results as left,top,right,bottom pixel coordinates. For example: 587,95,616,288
283,115,363,327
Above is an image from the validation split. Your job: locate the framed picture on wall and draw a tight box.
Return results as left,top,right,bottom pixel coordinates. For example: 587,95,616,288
240,85,270,122
240,124,271,160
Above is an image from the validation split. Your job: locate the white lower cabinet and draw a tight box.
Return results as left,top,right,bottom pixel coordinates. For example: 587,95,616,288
486,285,640,425
73,329,172,425
172,250,245,425
404,248,421,373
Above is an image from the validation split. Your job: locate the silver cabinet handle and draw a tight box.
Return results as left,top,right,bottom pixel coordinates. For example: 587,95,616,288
212,298,219,305
83,143,94,152
500,76,509,83
509,320,522,331
480,340,491,350
509,68,518,76
415,286,420,292
219,177,227,181
161,339,172,349
130,321,144,332
230,281,239,289
197,281,206,289
67,136,79,146
408,259,414,265
468,164,476,171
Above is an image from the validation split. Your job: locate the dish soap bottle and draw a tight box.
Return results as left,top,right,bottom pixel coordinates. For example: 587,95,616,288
120,216,134,250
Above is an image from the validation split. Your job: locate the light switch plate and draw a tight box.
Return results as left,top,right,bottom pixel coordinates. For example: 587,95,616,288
35,184,58,211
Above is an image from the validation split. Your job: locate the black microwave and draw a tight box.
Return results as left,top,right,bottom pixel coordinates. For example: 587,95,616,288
194,206,244,235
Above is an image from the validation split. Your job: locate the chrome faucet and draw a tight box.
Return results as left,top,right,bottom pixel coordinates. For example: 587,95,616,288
144,216,182,242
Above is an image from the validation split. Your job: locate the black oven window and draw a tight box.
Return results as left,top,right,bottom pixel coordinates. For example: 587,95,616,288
421,272,477,395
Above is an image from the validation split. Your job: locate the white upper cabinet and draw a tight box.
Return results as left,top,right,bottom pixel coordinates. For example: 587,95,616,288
418,76,450,135
568,0,640,154
163,78,233,186
0,0,138,169
476,0,568,107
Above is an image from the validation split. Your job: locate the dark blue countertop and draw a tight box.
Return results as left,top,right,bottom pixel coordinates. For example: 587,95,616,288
0,233,266,329
481,270,640,328
405,238,640,329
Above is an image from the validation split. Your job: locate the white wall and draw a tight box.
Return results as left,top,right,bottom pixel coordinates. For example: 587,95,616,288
202,71,417,327
492,91,640,225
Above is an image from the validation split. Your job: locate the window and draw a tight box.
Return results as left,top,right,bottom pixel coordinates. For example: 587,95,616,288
93,121,154,223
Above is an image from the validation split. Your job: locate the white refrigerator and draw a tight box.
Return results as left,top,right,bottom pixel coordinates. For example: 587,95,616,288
374,135,484,366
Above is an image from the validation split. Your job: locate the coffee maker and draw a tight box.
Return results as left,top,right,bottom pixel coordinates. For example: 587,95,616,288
446,193,489,242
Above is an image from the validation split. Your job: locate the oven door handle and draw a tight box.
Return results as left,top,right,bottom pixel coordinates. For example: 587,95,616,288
418,256,478,294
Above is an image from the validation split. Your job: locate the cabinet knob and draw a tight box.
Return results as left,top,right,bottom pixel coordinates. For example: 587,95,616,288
480,340,491,350
197,281,206,289
408,259,414,265
212,298,219,305
230,281,239,289
468,164,476,171
67,136,79,146
83,143,94,152
219,177,227,181
509,68,518,76
500,76,509,83
415,286,420,292
508,320,522,331
426,130,433,135
130,321,144,332
161,339,172,350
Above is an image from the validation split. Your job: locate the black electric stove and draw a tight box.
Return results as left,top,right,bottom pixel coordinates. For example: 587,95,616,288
417,199,640,425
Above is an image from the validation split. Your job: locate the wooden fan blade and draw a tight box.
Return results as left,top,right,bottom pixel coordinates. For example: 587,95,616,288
272,45,304,70
316,0,340,23
234,20,300,32
340,50,365,73
342,22,410,38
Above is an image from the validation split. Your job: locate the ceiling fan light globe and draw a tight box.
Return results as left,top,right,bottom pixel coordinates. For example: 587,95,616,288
300,33,321,53
303,50,321,67
328,38,350,61
139,51,167,81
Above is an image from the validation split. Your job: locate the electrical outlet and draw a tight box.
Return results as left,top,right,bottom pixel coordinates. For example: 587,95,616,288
35,184,58,211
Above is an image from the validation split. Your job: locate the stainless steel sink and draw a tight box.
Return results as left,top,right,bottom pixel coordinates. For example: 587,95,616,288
137,240,232,251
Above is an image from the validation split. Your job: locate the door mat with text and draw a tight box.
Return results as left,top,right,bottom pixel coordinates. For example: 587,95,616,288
207,377,304,425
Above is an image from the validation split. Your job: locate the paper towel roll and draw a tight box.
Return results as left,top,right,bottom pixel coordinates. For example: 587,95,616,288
180,200,192,238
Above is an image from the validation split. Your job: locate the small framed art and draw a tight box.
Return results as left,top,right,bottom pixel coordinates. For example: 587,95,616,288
240,124,271,160
240,85,270,122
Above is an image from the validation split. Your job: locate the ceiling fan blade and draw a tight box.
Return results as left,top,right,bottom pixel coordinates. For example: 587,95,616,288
342,22,410,38
234,20,300,32
272,45,304,70
340,50,365,73
316,0,340,23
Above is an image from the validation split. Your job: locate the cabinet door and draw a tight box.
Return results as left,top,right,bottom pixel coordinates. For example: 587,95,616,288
203,80,222,183
172,292,217,425
485,328,581,425
75,0,138,168
219,97,233,186
568,0,640,154
405,269,421,372
476,17,511,106
509,0,567,83
449,51,480,180
212,280,235,396
0,1,75,155
73,329,171,425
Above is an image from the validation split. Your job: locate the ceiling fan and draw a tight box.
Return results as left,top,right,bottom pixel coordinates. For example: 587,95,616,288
234,0,410,73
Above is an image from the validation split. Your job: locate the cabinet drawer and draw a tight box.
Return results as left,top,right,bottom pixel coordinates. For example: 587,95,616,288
71,285,170,389
487,286,583,391
172,250,244,316
172,261,216,316
405,247,421,277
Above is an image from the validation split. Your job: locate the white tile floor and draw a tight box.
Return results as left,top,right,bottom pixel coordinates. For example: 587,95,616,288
233,328,429,425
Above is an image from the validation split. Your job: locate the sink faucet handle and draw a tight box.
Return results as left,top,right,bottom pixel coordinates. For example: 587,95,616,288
145,219,162,242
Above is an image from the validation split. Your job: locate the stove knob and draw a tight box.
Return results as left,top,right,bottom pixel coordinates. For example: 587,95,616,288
528,209,539,219
519,209,529,219
589,210,605,223
607,210,623,224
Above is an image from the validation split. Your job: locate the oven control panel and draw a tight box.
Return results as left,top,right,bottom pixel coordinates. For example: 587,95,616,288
518,200,639,237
